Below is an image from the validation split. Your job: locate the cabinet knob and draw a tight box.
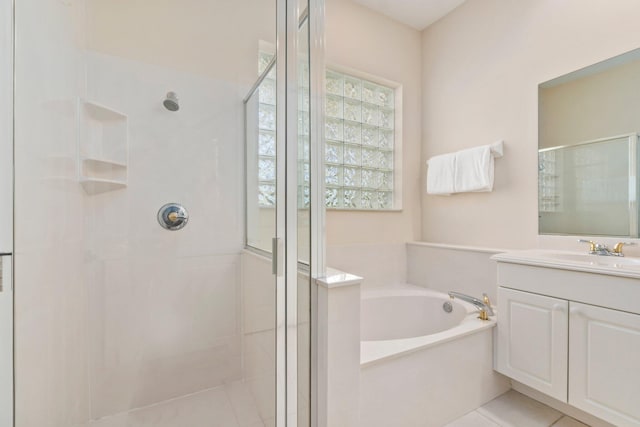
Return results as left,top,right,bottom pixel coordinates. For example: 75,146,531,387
552,303,565,313
570,307,584,317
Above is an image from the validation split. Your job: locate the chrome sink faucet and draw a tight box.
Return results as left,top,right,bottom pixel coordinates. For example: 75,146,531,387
448,291,494,320
578,239,636,257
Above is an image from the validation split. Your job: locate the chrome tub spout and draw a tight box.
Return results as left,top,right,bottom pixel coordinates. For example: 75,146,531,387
448,291,494,320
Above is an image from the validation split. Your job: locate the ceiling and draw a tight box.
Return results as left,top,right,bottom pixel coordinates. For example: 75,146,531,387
351,0,467,30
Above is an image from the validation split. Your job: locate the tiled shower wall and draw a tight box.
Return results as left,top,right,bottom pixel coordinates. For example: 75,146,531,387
14,0,273,423
14,0,91,424
84,52,246,417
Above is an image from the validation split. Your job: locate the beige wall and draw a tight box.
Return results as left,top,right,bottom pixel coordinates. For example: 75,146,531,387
86,0,274,87
421,0,640,249
540,57,640,148
326,0,423,245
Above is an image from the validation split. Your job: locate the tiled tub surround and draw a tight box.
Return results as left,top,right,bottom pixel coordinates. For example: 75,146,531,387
358,285,510,427
320,242,510,426
327,242,407,288
406,242,506,303
317,270,364,427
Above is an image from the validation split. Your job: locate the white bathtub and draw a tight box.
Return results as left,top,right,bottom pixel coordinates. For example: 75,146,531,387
359,285,510,426
361,286,494,366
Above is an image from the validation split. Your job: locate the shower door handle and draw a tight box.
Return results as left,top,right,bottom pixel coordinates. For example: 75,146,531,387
0,255,8,293
272,238,283,277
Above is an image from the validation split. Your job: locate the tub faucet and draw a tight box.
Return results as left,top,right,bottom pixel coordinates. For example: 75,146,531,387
448,291,494,320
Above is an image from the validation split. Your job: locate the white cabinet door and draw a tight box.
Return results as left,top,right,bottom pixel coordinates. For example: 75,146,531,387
496,287,568,402
569,302,640,427
0,256,12,427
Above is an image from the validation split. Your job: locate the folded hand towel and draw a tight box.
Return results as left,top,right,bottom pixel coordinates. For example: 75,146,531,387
426,152,456,195
454,145,494,193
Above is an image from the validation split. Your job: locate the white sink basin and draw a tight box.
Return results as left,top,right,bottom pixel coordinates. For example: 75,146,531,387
492,250,640,278
542,252,640,266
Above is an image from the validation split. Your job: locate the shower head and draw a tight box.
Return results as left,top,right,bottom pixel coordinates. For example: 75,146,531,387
163,91,179,111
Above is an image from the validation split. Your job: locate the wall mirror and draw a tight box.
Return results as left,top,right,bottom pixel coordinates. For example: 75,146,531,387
538,47,640,237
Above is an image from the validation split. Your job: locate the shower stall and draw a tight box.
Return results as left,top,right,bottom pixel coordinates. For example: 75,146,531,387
4,0,324,425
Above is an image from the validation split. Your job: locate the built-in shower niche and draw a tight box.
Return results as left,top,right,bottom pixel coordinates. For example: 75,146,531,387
78,99,128,194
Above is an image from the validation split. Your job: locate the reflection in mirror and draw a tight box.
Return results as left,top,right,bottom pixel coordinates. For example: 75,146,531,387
539,134,636,236
538,48,640,237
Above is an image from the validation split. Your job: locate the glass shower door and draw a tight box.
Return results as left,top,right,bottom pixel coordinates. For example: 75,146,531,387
294,4,312,426
0,0,12,423
0,257,11,427
244,1,316,425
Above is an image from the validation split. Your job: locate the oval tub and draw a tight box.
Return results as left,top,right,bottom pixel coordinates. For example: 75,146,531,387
358,285,510,427
360,286,494,365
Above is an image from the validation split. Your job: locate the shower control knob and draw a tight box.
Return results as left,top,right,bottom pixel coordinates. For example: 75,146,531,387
157,203,189,231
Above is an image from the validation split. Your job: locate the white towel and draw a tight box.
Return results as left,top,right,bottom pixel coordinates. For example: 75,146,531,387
454,145,494,193
426,152,456,195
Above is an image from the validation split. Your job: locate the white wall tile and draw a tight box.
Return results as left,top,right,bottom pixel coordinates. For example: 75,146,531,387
241,252,276,334
89,254,242,417
13,0,91,425
407,243,501,303
327,243,407,288
325,284,361,426
16,0,276,424
0,0,12,254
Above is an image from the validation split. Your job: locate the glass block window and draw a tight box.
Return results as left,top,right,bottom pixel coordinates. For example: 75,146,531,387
256,54,397,210
324,70,395,209
257,52,277,208
538,150,561,213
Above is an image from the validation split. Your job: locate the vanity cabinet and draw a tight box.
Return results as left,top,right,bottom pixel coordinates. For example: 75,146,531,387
569,302,640,426
496,288,568,402
493,255,640,427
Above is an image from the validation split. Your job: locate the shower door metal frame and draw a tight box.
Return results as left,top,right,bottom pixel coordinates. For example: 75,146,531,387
274,1,287,425
276,0,303,424
275,0,325,425
307,0,325,425
282,0,299,423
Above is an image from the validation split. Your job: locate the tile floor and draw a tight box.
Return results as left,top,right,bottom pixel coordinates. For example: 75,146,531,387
89,380,274,427
90,386,587,427
445,390,589,427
